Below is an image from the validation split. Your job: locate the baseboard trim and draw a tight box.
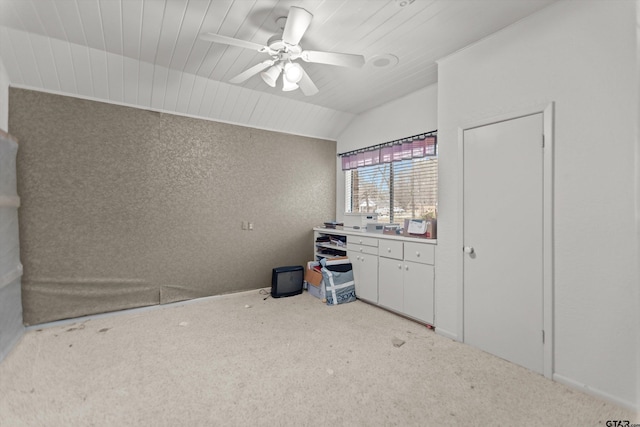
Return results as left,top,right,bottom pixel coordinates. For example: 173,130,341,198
553,373,638,413
26,288,269,331
434,327,459,341
0,265,22,291
0,325,25,363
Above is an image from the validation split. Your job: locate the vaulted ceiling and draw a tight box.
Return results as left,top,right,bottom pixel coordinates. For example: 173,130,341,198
0,0,557,139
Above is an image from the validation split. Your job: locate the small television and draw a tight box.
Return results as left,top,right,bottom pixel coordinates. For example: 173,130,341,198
271,265,304,298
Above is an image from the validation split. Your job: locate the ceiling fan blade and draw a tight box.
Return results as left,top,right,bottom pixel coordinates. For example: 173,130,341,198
301,50,365,68
282,6,313,46
298,68,319,96
200,32,266,52
229,60,275,84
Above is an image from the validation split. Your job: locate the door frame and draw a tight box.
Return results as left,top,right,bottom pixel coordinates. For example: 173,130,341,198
456,103,554,379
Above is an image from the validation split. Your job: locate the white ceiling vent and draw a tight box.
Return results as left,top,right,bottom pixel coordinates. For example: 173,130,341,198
368,54,399,69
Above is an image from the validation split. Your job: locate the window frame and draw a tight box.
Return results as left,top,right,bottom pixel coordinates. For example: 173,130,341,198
345,155,438,224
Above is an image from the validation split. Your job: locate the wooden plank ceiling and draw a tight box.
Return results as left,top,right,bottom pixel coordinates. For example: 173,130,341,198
0,0,556,139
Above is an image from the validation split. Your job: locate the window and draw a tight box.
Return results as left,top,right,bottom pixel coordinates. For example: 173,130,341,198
343,135,437,224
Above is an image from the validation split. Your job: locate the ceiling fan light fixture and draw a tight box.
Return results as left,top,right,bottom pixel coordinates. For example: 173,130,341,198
261,65,281,87
283,62,304,83
282,75,299,92
205,5,365,96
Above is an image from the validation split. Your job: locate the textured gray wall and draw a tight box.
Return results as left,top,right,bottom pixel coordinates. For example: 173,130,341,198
9,88,336,325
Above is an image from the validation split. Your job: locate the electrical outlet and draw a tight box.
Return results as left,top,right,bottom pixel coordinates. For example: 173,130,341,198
248,222,253,231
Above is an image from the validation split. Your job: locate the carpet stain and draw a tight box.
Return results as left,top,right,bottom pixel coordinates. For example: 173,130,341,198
98,328,110,333
392,337,405,347
66,323,87,332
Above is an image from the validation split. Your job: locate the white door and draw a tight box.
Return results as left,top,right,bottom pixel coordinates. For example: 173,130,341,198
463,113,544,374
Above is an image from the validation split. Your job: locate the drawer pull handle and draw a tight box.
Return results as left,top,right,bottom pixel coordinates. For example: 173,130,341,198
397,264,402,269
387,248,391,252
405,265,410,271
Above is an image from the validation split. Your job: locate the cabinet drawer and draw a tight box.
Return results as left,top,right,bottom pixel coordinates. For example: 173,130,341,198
404,242,435,265
347,243,378,256
378,240,403,260
350,235,378,247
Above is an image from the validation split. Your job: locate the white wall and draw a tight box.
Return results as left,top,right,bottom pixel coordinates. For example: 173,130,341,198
335,84,438,220
635,1,640,410
0,54,24,361
0,56,8,132
437,0,638,410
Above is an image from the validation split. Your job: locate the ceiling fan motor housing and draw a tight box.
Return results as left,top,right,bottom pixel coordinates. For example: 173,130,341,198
267,34,302,59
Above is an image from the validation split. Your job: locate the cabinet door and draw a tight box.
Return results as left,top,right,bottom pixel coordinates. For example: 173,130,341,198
378,256,404,312
403,262,434,324
347,250,378,303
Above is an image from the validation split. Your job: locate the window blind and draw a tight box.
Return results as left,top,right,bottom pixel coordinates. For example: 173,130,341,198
343,133,437,223
346,157,437,223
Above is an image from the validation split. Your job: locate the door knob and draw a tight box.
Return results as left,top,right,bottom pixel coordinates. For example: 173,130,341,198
463,246,475,254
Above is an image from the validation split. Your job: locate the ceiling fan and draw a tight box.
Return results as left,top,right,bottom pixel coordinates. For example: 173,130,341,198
200,6,365,96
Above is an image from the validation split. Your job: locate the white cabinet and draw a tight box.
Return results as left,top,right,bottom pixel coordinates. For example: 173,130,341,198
378,240,403,260
347,236,378,304
379,241,434,324
403,262,434,324
347,237,378,302
378,257,404,312
348,250,378,303
312,227,435,326
404,241,435,265
349,235,379,247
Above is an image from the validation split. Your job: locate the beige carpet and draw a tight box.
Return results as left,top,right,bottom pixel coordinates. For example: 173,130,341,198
0,289,636,426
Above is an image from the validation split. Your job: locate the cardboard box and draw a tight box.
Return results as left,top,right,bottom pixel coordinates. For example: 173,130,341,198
305,261,323,287
305,257,348,286
403,219,437,239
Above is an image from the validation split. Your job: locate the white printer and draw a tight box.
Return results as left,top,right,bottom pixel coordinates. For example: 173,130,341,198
343,212,378,229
